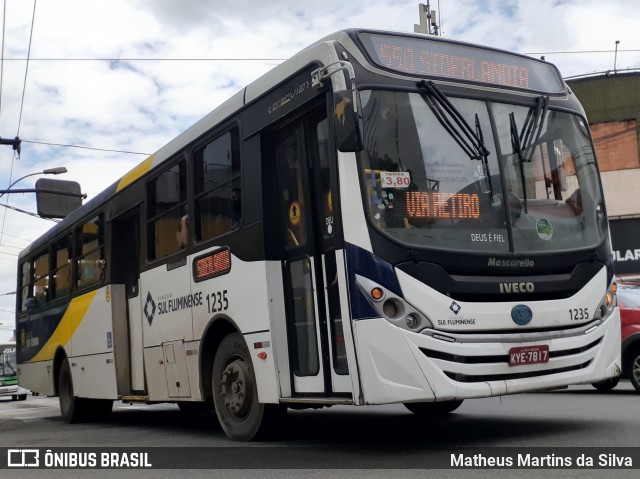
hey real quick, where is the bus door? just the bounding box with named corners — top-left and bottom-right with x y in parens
top-left (111, 209), bottom-right (145, 393)
top-left (273, 108), bottom-right (352, 396)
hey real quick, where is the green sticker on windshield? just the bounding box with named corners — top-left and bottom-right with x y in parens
top-left (536, 219), bottom-right (553, 240)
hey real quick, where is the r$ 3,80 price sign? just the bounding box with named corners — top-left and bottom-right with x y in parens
top-left (379, 171), bottom-right (411, 188)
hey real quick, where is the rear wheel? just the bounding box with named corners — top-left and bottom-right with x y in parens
top-left (591, 376), bottom-right (620, 392)
top-left (212, 333), bottom-right (285, 441)
top-left (628, 349), bottom-right (640, 393)
top-left (404, 400), bottom-right (464, 417)
top-left (58, 359), bottom-right (113, 422)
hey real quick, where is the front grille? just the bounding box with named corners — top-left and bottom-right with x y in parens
top-left (420, 337), bottom-right (601, 383)
top-left (419, 338), bottom-right (602, 364)
top-left (443, 361), bottom-right (592, 383)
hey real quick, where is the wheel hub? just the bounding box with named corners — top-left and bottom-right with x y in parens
top-left (219, 359), bottom-right (253, 418)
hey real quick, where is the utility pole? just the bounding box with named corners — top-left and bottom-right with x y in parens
top-left (414, 2), bottom-right (439, 36)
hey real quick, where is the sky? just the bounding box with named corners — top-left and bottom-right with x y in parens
top-left (1, 0), bottom-right (639, 341)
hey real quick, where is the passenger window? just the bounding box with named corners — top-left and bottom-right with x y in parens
top-left (33, 252), bottom-right (50, 305)
top-left (147, 160), bottom-right (187, 259)
top-left (76, 215), bottom-right (104, 289)
top-left (193, 130), bottom-right (241, 242)
top-left (52, 236), bottom-right (72, 299)
top-left (19, 261), bottom-right (32, 312)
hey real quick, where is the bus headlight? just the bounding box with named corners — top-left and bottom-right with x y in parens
top-left (596, 281), bottom-right (617, 320)
top-left (355, 274), bottom-right (432, 332)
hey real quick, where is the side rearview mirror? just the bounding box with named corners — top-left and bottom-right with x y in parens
top-left (35, 178), bottom-right (84, 219)
top-left (333, 90), bottom-right (363, 153)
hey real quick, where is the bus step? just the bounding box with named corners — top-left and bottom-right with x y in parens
top-left (280, 397), bottom-right (353, 406)
top-left (120, 395), bottom-right (150, 403)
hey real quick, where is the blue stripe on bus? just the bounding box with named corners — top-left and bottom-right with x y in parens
top-left (16, 301), bottom-right (69, 363)
top-left (345, 242), bottom-right (402, 320)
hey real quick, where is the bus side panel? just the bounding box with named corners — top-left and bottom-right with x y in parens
top-left (68, 352), bottom-right (118, 399)
top-left (144, 346), bottom-right (170, 401)
top-left (17, 361), bottom-right (54, 396)
top-left (191, 253), bottom-right (280, 403)
top-left (69, 286), bottom-right (116, 359)
top-left (62, 285), bottom-right (119, 400)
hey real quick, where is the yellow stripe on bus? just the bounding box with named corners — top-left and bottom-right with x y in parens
top-left (29, 291), bottom-right (97, 362)
top-left (116, 155), bottom-right (155, 192)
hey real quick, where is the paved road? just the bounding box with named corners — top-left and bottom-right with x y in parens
top-left (1, 382), bottom-right (639, 478)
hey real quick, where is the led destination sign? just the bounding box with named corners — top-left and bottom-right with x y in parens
top-left (405, 191), bottom-right (480, 219)
top-left (360, 32), bottom-right (565, 94)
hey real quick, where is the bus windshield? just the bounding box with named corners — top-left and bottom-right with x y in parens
top-left (359, 89), bottom-right (606, 253)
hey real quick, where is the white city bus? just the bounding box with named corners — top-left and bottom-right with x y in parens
top-left (16, 29), bottom-right (620, 440)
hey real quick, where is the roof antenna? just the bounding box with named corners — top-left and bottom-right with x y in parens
top-left (613, 40), bottom-right (620, 73)
top-left (414, 2), bottom-right (439, 36)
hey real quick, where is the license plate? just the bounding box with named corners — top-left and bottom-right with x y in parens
top-left (508, 345), bottom-right (549, 366)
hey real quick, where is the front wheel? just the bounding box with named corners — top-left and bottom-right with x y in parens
top-left (591, 376), bottom-right (619, 392)
top-left (404, 400), bottom-right (464, 417)
top-left (628, 349), bottom-right (640, 393)
top-left (212, 333), bottom-right (285, 441)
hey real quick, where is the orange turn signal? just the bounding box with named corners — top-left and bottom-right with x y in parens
top-left (371, 287), bottom-right (384, 301)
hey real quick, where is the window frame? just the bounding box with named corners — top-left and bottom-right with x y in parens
top-left (75, 214), bottom-right (105, 291)
top-left (146, 156), bottom-right (188, 261)
top-left (192, 127), bottom-right (242, 243)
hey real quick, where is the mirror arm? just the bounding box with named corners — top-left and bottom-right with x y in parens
top-left (311, 61), bottom-right (359, 114)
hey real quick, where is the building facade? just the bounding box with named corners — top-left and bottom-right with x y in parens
top-left (567, 71), bottom-right (640, 274)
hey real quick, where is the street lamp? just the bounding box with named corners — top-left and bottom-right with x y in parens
top-left (0, 167), bottom-right (67, 200)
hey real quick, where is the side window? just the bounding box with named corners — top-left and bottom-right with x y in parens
top-left (147, 160), bottom-right (187, 259)
top-left (33, 251), bottom-right (50, 306)
top-left (193, 129), bottom-right (241, 242)
top-left (52, 236), bottom-right (72, 299)
top-left (76, 215), bottom-right (104, 289)
top-left (276, 130), bottom-right (307, 248)
top-left (316, 117), bottom-right (336, 239)
top-left (19, 261), bottom-right (32, 312)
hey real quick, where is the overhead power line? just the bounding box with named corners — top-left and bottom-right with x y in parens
top-left (0, 202), bottom-right (58, 222)
top-left (524, 48), bottom-right (640, 55)
top-left (0, 57), bottom-right (288, 62)
top-left (17, 0), bottom-right (37, 137)
top-left (23, 139), bottom-right (151, 156)
top-left (0, 0), bottom-right (6, 119)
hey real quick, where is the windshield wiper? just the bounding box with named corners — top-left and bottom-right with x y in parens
top-left (418, 80), bottom-right (493, 201)
top-left (509, 96), bottom-right (549, 213)
top-left (520, 96), bottom-right (549, 160)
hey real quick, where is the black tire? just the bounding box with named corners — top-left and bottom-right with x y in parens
top-left (212, 333), bottom-right (285, 441)
top-left (58, 358), bottom-right (88, 423)
top-left (86, 399), bottom-right (114, 421)
top-left (628, 349), bottom-right (640, 393)
top-left (404, 399), bottom-right (464, 417)
top-left (591, 376), bottom-right (620, 392)
top-left (18, 394), bottom-right (27, 401)
top-left (58, 359), bottom-right (113, 422)
top-left (11, 395), bottom-right (17, 401)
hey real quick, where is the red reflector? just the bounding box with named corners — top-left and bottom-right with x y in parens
top-left (194, 248), bottom-right (231, 281)
top-left (257, 352), bottom-right (267, 360)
